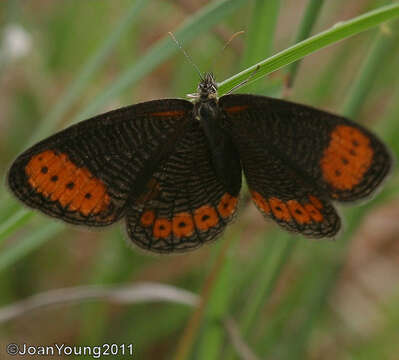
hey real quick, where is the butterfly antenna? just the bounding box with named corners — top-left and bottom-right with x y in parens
top-left (222, 30), bottom-right (245, 53)
top-left (169, 32), bottom-right (203, 80)
top-left (210, 30), bottom-right (245, 73)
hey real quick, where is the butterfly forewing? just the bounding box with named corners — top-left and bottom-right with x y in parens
top-left (8, 99), bottom-right (193, 226)
top-left (221, 94), bottom-right (391, 201)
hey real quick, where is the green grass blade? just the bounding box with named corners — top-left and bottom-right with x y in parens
top-left (244, 0), bottom-right (280, 62)
top-left (286, 0), bottom-right (326, 88)
top-left (381, 72), bottom-right (399, 152)
top-left (196, 235), bottom-right (239, 360)
top-left (173, 230), bottom-right (239, 360)
top-left (306, 42), bottom-right (352, 103)
top-left (241, 0), bottom-right (281, 94)
top-left (0, 222), bottom-right (62, 273)
top-left (239, 234), bottom-right (294, 338)
top-left (342, 26), bottom-right (396, 118)
top-left (0, 209), bottom-right (33, 246)
top-left (223, 232), bottom-right (295, 360)
top-left (218, 3), bottom-right (399, 95)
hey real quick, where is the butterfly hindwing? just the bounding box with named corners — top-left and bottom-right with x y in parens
top-left (242, 143), bottom-right (340, 237)
top-left (125, 120), bottom-right (242, 253)
top-left (8, 99), bottom-right (194, 226)
top-left (228, 124), bottom-right (340, 237)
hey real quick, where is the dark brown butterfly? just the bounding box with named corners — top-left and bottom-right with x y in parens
top-left (8, 72), bottom-right (392, 253)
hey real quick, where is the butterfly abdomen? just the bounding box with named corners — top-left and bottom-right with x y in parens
top-left (196, 98), bottom-right (242, 196)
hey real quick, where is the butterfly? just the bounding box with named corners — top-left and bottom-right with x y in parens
top-left (7, 72), bottom-right (392, 253)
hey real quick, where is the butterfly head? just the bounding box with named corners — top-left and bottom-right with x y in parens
top-left (188, 72), bottom-right (218, 102)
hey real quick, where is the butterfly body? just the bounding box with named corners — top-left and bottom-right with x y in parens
top-left (8, 73), bottom-right (392, 253)
top-left (194, 74), bottom-right (242, 195)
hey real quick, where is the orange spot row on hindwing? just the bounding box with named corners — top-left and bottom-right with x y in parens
top-left (140, 193), bottom-right (238, 238)
top-left (217, 193), bottom-right (238, 218)
top-left (251, 190), bottom-right (271, 214)
top-left (25, 150), bottom-right (110, 216)
top-left (251, 190), bottom-right (324, 225)
top-left (320, 125), bottom-right (373, 191)
top-left (269, 198), bottom-right (291, 222)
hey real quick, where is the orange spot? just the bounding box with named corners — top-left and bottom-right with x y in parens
top-left (309, 195), bottom-right (323, 209)
top-left (80, 182), bottom-right (107, 216)
top-left (225, 105), bottom-right (249, 113)
top-left (151, 110), bottom-right (185, 117)
top-left (58, 169), bottom-right (90, 208)
top-left (321, 125), bottom-right (373, 190)
top-left (153, 218), bottom-right (172, 238)
top-left (304, 203), bottom-right (324, 223)
top-left (287, 200), bottom-right (311, 224)
top-left (172, 212), bottom-right (194, 238)
top-left (269, 198), bottom-right (291, 222)
top-left (250, 190), bottom-right (271, 214)
top-left (66, 170), bottom-right (95, 212)
top-left (141, 210), bottom-right (155, 227)
top-left (194, 205), bottom-right (218, 231)
top-left (37, 156), bottom-right (68, 197)
top-left (217, 193), bottom-right (238, 218)
top-left (49, 158), bottom-right (78, 201)
top-left (27, 151), bottom-right (66, 195)
top-left (25, 150), bottom-right (110, 216)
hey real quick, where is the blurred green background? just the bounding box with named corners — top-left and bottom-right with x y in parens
top-left (1, 1), bottom-right (399, 359)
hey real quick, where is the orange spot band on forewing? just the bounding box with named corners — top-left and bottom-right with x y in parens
top-left (321, 125), bottom-right (373, 190)
top-left (287, 200), bottom-right (311, 224)
top-left (25, 150), bottom-right (110, 216)
top-left (250, 190), bottom-right (271, 214)
top-left (141, 210), bottom-right (155, 227)
top-left (304, 203), bottom-right (324, 223)
top-left (150, 110), bottom-right (185, 117)
top-left (217, 193), bottom-right (238, 218)
top-left (269, 198), bottom-right (291, 222)
top-left (172, 212), bottom-right (194, 238)
top-left (194, 205), bottom-right (218, 231)
top-left (153, 218), bottom-right (172, 238)
top-left (225, 105), bottom-right (249, 114)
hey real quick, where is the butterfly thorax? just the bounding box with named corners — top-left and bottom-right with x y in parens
top-left (191, 73), bottom-right (242, 195)
top-left (189, 72), bottom-right (218, 102)
top-left (190, 72), bottom-right (219, 128)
